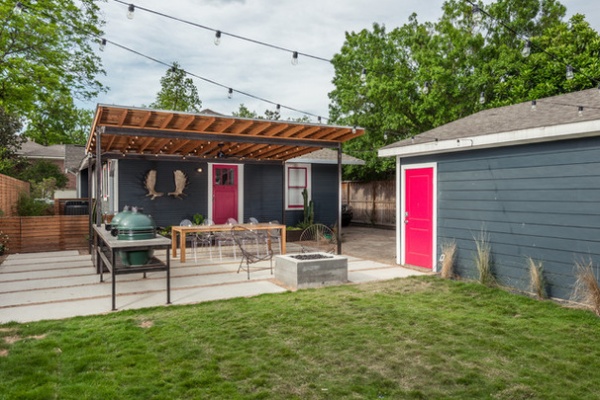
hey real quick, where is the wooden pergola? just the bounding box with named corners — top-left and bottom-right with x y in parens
top-left (85, 105), bottom-right (365, 253)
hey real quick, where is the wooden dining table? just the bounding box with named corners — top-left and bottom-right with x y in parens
top-left (171, 223), bottom-right (286, 263)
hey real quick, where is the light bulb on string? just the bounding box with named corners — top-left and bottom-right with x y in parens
top-left (214, 30), bottom-right (221, 46)
top-left (521, 40), bottom-right (531, 57)
top-left (291, 51), bottom-right (299, 65)
top-left (422, 81), bottom-right (430, 94)
top-left (472, 4), bottom-right (483, 24)
top-left (276, 104), bottom-right (281, 111)
top-left (531, 100), bottom-right (537, 111)
top-left (227, 88), bottom-right (233, 99)
top-left (479, 91), bottom-right (485, 105)
top-left (127, 4), bottom-right (135, 20)
top-left (360, 68), bottom-right (367, 82)
top-left (578, 106), bottom-right (583, 117)
top-left (99, 38), bottom-right (107, 52)
top-left (13, 1), bottom-right (23, 14)
top-left (566, 65), bottom-right (574, 80)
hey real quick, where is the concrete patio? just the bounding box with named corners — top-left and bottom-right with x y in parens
top-left (0, 226), bottom-right (428, 323)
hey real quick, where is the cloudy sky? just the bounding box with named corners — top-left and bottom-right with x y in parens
top-left (84, 0), bottom-right (600, 123)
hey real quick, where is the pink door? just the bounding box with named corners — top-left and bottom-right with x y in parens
top-left (404, 167), bottom-right (434, 269)
top-left (213, 164), bottom-right (238, 224)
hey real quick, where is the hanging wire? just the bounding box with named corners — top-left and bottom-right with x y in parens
top-left (100, 38), bottom-right (330, 122)
top-left (10, 1), bottom-right (330, 123)
top-left (462, 0), bottom-right (599, 87)
top-left (110, 0), bottom-right (332, 64)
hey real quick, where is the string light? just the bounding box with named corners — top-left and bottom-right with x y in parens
top-left (214, 30), bottom-right (221, 46)
top-left (227, 88), bottom-right (233, 99)
top-left (360, 68), bottom-right (367, 82)
top-left (472, 4), bottom-right (482, 24)
top-left (99, 38), bottom-right (107, 52)
top-left (521, 40), bottom-right (531, 57)
top-left (531, 100), bottom-right (537, 111)
top-left (578, 106), bottom-right (583, 116)
top-left (127, 4), bottom-right (135, 19)
top-left (566, 65), bottom-right (574, 80)
top-left (422, 81), bottom-right (430, 94)
top-left (291, 51), bottom-right (299, 65)
top-left (13, 1), bottom-right (23, 14)
top-left (479, 91), bottom-right (485, 105)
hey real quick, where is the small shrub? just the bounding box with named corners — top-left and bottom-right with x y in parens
top-left (16, 192), bottom-right (52, 216)
top-left (440, 241), bottom-right (457, 279)
top-left (474, 229), bottom-right (495, 287)
top-left (528, 258), bottom-right (547, 300)
top-left (572, 260), bottom-right (600, 317)
top-left (0, 230), bottom-right (9, 254)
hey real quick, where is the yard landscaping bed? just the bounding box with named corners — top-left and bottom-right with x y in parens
top-left (1, 276), bottom-right (599, 399)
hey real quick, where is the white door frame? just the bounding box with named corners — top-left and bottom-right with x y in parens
top-left (398, 159), bottom-right (438, 271)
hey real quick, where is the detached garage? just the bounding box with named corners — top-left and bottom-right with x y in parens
top-left (379, 88), bottom-right (600, 300)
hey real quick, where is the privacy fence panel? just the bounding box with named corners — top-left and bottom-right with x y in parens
top-left (0, 216), bottom-right (88, 254)
top-left (0, 174), bottom-right (30, 217)
top-left (342, 181), bottom-right (395, 226)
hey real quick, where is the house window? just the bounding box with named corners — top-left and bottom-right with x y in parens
top-left (286, 164), bottom-right (311, 209)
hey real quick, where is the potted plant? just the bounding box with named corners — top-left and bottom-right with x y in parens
top-left (0, 231), bottom-right (9, 256)
top-left (287, 189), bottom-right (314, 242)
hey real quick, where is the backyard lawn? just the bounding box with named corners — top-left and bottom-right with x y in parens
top-left (1, 276), bottom-right (599, 399)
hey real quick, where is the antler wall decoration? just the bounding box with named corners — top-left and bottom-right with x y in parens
top-left (144, 170), bottom-right (164, 200)
top-left (168, 170), bottom-right (189, 199)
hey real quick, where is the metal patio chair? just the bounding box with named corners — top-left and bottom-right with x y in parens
top-left (231, 225), bottom-right (274, 279)
top-left (299, 223), bottom-right (337, 254)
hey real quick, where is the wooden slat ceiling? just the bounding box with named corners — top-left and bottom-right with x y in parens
top-left (86, 105), bottom-right (365, 162)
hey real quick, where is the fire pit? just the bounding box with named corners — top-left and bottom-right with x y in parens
top-left (275, 252), bottom-right (348, 289)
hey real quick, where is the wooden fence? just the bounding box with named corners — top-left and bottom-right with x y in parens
top-left (0, 215), bottom-right (88, 254)
top-left (0, 174), bottom-right (30, 217)
top-left (342, 180), bottom-right (395, 226)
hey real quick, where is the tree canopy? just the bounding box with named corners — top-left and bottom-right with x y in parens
top-left (0, 1), bottom-right (104, 146)
top-left (329, 0), bottom-right (600, 180)
top-left (150, 62), bottom-right (202, 112)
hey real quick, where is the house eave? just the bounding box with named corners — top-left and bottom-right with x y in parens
top-left (378, 119), bottom-right (600, 158)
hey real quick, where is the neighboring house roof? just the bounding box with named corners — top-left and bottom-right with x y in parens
top-left (379, 88), bottom-right (600, 158)
top-left (17, 139), bottom-right (65, 159)
top-left (64, 145), bottom-right (86, 173)
top-left (287, 148), bottom-right (365, 165)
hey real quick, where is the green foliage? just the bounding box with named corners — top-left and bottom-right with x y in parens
top-left (330, 0), bottom-right (600, 180)
top-left (2, 277), bottom-right (600, 398)
top-left (17, 161), bottom-right (67, 189)
top-left (16, 192), bottom-right (52, 216)
top-left (232, 103), bottom-right (309, 122)
top-left (24, 98), bottom-right (93, 145)
top-left (296, 188), bottom-right (315, 229)
top-left (192, 213), bottom-right (204, 225)
top-left (150, 62), bottom-right (202, 112)
top-left (0, 107), bottom-right (26, 176)
top-left (0, 230), bottom-right (9, 254)
top-left (0, 1), bottom-right (106, 122)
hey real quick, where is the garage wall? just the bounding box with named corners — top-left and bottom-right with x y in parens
top-left (404, 136), bottom-right (600, 300)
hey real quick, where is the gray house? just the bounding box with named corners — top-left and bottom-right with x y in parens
top-left (379, 88), bottom-right (600, 299)
top-left (85, 105), bottom-right (364, 233)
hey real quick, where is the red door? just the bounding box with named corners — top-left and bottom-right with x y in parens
top-left (213, 164), bottom-right (238, 224)
top-left (404, 167), bottom-right (434, 269)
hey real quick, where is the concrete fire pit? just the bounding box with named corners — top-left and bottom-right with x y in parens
top-left (275, 253), bottom-right (348, 289)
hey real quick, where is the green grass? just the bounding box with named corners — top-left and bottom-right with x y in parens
top-left (1, 276), bottom-right (600, 399)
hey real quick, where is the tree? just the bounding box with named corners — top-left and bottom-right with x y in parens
top-left (329, 0), bottom-right (600, 180)
top-left (24, 96), bottom-right (93, 145)
top-left (150, 62), bottom-right (202, 112)
top-left (0, 1), bottom-right (106, 120)
top-left (0, 106), bottom-right (25, 176)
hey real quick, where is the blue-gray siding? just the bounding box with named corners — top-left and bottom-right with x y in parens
top-left (116, 159), bottom-right (341, 229)
top-left (403, 137), bottom-right (600, 300)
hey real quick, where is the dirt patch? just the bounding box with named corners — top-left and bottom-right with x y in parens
top-left (139, 320), bottom-right (154, 329)
top-left (0, 349), bottom-right (8, 357)
top-left (0, 328), bottom-right (16, 333)
top-left (4, 336), bottom-right (21, 345)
